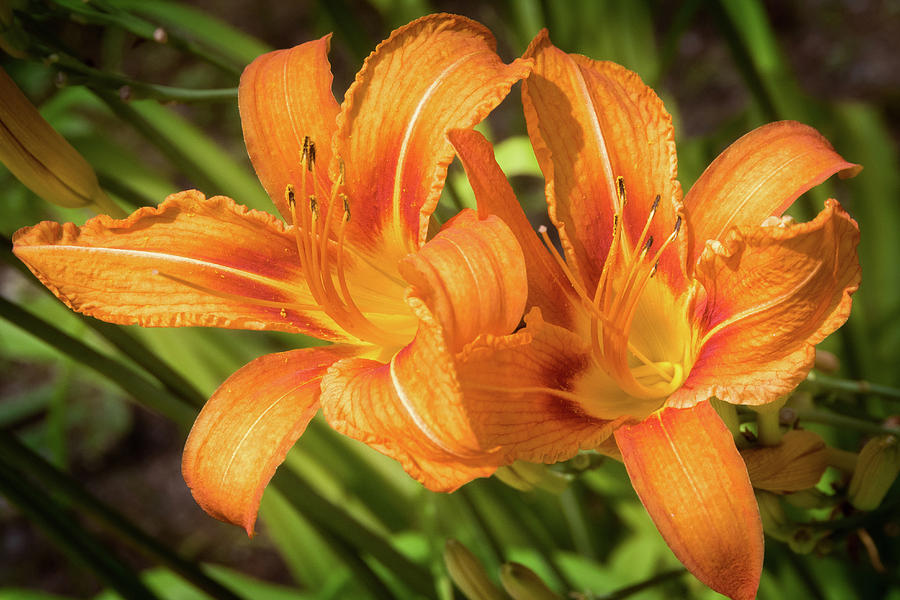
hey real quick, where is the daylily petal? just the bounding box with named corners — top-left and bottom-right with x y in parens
top-left (457, 309), bottom-right (627, 464)
top-left (336, 14), bottom-right (532, 257)
top-left (522, 30), bottom-right (684, 291)
top-left (448, 128), bottom-right (579, 329)
top-left (399, 209), bottom-right (526, 352)
top-left (614, 401), bottom-right (763, 600)
top-left (683, 120), bottom-right (861, 268)
top-left (12, 190), bottom-right (349, 341)
top-left (182, 344), bottom-right (358, 535)
top-left (669, 200), bottom-right (860, 408)
top-left (239, 36), bottom-right (339, 223)
top-left (321, 297), bottom-right (501, 491)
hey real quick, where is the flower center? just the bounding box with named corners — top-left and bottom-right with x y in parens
top-left (542, 176), bottom-right (688, 405)
top-left (286, 136), bottom-right (410, 349)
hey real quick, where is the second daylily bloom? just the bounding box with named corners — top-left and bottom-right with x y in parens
top-left (450, 31), bottom-right (860, 600)
top-left (12, 15), bottom-right (532, 534)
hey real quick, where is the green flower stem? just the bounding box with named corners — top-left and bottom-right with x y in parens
top-left (271, 468), bottom-right (438, 600)
top-left (805, 372), bottom-right (900, 401)
top-left (0, 294), bottom-right (195, 430)
top-left (51, 53), bottom-right (238, 103)
top-left (46, 0), bottom-right (241, 74)
top-left (0, 432), bottom-right (245, 600)
top-left (794, 407), bottom-right (900, 437)
top-left (827, 447), bottom-right (859, 473)
top-left (755, 399), bottom-right (787, 446)
top-left (0, 458), bottom-right (162, 600)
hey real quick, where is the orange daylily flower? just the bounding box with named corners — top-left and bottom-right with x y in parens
top-left (449, 31), bottom-right (860, 600)
top-left (12, 14), bottom-right (533, 534)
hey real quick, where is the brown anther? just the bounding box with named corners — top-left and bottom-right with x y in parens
top-left (616, 176), bottom-right (626, 203)
top-left (341, 193), bottom-right (351, 220)
top-left (306, 140), bottom-right (316, 171)
top-left (285, 184), bottom-right (296, 207)
top-left (309, 195), bottom-right (318, 220)
top-left (650, 261), bottom-right (659, 278)
top-left (673, 215), bottom-right (682, 234)
top-left (650, 194), bottom-right (661, 212)
top-left (644, 235), bottom-right (654, 252)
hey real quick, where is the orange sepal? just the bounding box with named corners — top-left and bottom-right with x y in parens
top-left (614, 401), bottom-right (763, 600)
top-left (335, 13), bottom-right (532, 256)
top-left (182, 344), bottom-right (358, 535)
top-left (447, 128), bottom-right (578, 329)
top-left (684, 120), bottom-right (861, 267)
top-left (12, 191), bottom-right (349, 341)
top-left (522, 30), bottom-right (684, 291)
top-left (669, 200), bottom-right (860, 408)
top-left (239, 36), bottom-right (339, 223)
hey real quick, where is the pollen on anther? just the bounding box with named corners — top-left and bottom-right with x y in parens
top-left (341, 193), bottom-right (351, 220)
top-left (309, 195), bottom-right (318, 219)
top-left (285, 184), bottom-right (296, 206)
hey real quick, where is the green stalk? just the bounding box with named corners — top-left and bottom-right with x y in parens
top-left (805, 373), bottom-right (900, 401)
top-left (47, 0), bottom-right (241, 74)
top-left (0, 294), bottom-right (195, 430)
top-left (0, 458), bottom-right (161, 600)
top-left (0, 432), bottom-right (245, 600)
top-left (271, 468), bottom-right (437, 599)
top-left (53, 53), bottom-right (238, 102)
top-left (794, 408), bottom-right (900, 437)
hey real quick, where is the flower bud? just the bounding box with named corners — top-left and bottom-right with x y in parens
top-left (849, 435), bottom-right (900, 511)
top-left (499, 563), bottom-right (561, 600)
top-left (0, 66), bottom-right (118, 212)
top-left (494, 461), bottom-right (570, 494)
top-left (742, 430), bottom-right (829, 492)
top-left (443, 539), bottom-right (505, 600)
top-left (0, 1), bottom-right (28, 58)
top-left (756, 491), bottom-right (794, 543)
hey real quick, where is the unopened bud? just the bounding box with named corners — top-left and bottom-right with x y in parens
top-left (499, 562), bottom-right (561, 600)
top-left (849, 435), bottom-right (900, 511)
top-left (443, 539), bottom-right (505, 600)
top-left (0, 1), bottom-right (28, 58)
top-left (0, 66), bottom-right (120, 214)
top-left (756, 491), bottom-right (794, 543)
top-left (783, 488), bottom-right (835, 510)
top-left (494, 461), bottom-right (570, 494)
top-left (814, 349), bottom-right (840, 373)
top-left (788, 526), bottom-right (829, 555)
top-left (742, 430), bottom-right (829, 492)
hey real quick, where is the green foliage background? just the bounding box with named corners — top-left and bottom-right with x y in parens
top-left (1, 1), bottom-right (899, 598)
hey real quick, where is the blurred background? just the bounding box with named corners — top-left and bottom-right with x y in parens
top-left (1, 1), bottom-right (899, 598)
